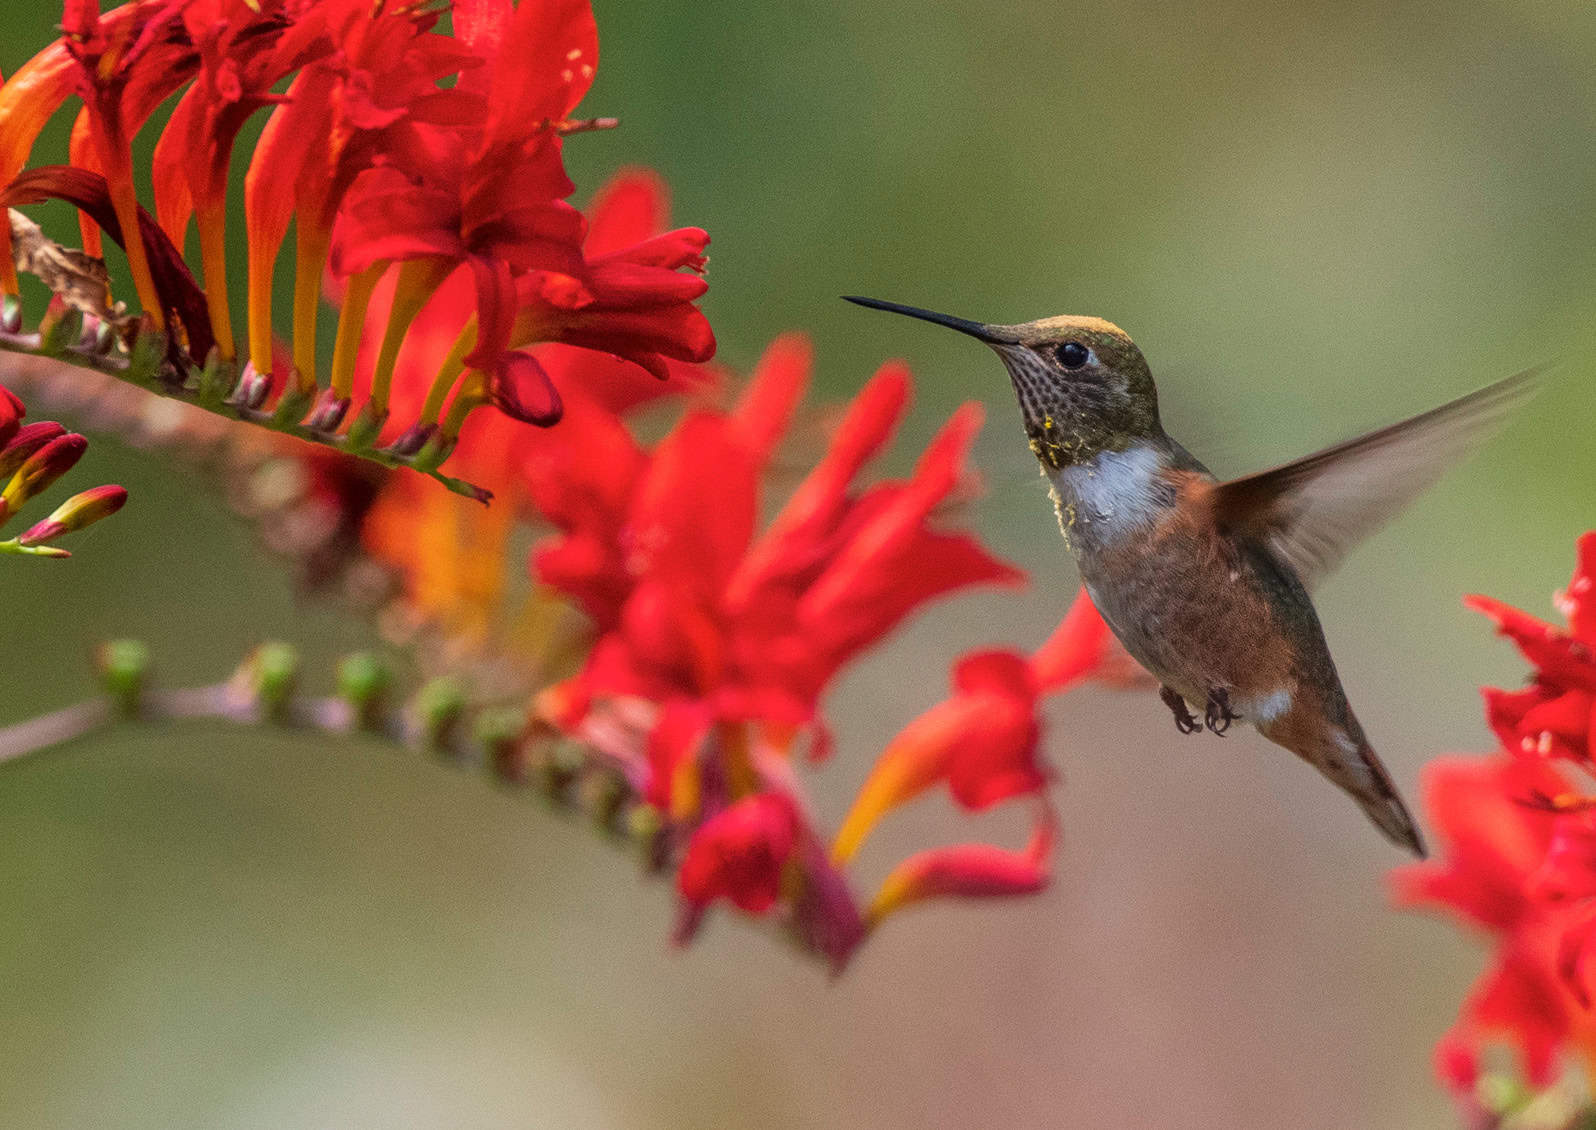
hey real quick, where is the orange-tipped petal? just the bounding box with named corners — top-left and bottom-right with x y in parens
top-left (830, 696), bottom-right (979, 865)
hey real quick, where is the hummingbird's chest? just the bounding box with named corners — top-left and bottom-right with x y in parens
top-left (1048, 448), bottom-right (1302, 701)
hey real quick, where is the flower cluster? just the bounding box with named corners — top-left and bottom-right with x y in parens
top-left (526, 344), bottom-right (1133, 966)
top-left (274, 162), bottom-right (1140, 967)
top-left (1393, 533), bottom-right (1596, 1100)
top-left (0, 0), bottom-right (713, 499)
top-left (0, 378), bottom-right (125, 557)
top-left (0, 1), bottom-right (1138, 971)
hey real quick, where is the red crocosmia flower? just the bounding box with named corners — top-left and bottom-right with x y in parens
top-left (528, 344), bottom-right (1142, 966)
top-left (1393, 756), bottom-right (1590, 1089)
top-left (56, 0), bottom-right (205, 326)
top-left (150, 0), bottom-right (337, 361)
top-left (328, 0), bottom-right (595, 413)
top-left (351, 173), bottom-right (722, 643)
top-left (244, 0), bottom-right (480, 386)
top-left (677, 791), bottom-right (800, 915)
top-left (549, 343), bottom-right (1021, 736)
top-left (0, 381), bottom-right (126, 554)
top-left (830, 588), bottom-right (1119, 866)
top-left (511, 170), bottom-right (715, 381)
top-left (1394, 533), bottom-right (1596, 1095)
top-left (868, 808), bottom-right (1055, 926)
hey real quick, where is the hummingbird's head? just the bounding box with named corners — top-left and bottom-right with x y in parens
top-left (843, 297), bottom-right (1162, 469)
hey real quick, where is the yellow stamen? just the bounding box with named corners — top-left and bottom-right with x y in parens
top-left (327, 261), bottom-right (386, 401)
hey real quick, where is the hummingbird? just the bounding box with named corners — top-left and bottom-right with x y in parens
top-left (844, 294), bottom-right (1543, 857)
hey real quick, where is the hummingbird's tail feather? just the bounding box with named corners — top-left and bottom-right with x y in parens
top-left (1258, 713), bottom-right (1427, 857)
top-left (1348, 748), bottom-right (1427, 859)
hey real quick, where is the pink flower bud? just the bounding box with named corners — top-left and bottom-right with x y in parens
top-left (1, 433), bottom-right (87, 510)
top-left (18, 483), bottom-right (128, 545)
top-left (0, 421), bottom-right (66, 480)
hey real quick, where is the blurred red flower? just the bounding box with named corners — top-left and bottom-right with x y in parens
top-left (678, 792), bottom-right (800, 914)
top-left (1394, 532), bottom-right (1596, 1095)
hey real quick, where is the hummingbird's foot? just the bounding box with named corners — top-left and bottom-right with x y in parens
top-left (1205, 688), bottom-right (1236, 735)
top-left (1160, 685), bottom-right (1202, 735)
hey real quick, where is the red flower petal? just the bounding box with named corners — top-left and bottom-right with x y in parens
top-left (1560, 532), bottom-right (1596, 645)
top-left (583, 167), bottom-right (667, 258)
top-left (727, 333), bottom-right (810, 470)
top-left (868, 808), bottom-right (1055, 925)
top-left (677, 791), bottom-right (800, 914)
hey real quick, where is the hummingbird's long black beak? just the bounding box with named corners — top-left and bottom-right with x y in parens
top-left (842, 296), bottom-right (1018, 344)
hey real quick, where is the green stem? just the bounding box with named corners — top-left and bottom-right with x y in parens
top-left (0, 538), bottom-right (69, 557)
top-left (0, 334), bottom-right (492, 503)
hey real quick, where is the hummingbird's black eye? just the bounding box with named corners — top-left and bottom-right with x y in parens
top-left (1056, 341), bottom-right (1090, 370)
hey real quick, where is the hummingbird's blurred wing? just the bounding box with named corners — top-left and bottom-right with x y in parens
top-left (1208, 366), bottom-right (1543, 588)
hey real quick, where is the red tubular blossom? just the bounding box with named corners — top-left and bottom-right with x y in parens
top-left (1394, 533), bottom-right (1596, 1094)
top-left (0, 422), bottom-right (68, 481)
top-left (831, 649), bottom-right (1043, 865)
top-left (511, 169), bottom-right (715, 381)
top-left (58, 0), bottom-right (204, 326)
top-left (0, 4), bottom-right (716, 496)
top-left (868, 809), bottom-right (1055, 926)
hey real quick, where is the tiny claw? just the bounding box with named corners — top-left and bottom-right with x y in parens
top-left (1205, 688), bottom-right (1236, 735)
top-left (1160, 685), bottom-right (1202, 735)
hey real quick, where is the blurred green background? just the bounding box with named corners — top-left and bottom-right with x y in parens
top-left (2, 0), bottom-right (1594, 1126)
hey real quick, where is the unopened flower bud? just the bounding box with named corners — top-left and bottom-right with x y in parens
top-left (579, 768), bottom-right (628, 832)
top-left (0, 293), bottom-right (23, 334)
top-left (0, 421), bottom-right (66, 480)
top-left (336, 651), bottom-right (392, 727)
top-left (242, 642), bottom-right (299, 718)
top-left (97, 639), bottom-right (150, 717)
top-left (17, 483), bottom-right (127, 545)
top-left (413, 676), bottom-right (466, 753)
top-left (2, 432), bottom-right (86, 511)
top-left (473, 706), bottom-right (526, 780)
